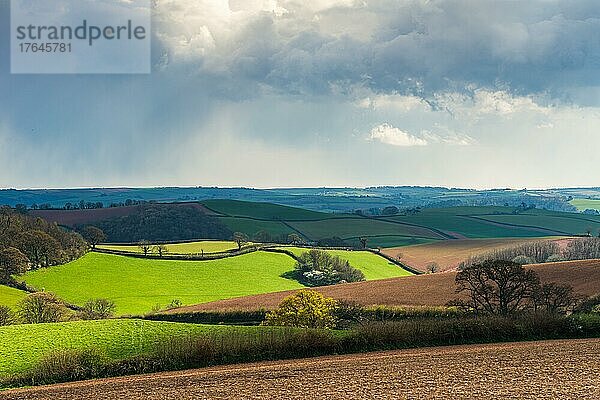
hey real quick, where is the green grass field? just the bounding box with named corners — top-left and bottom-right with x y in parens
top-left (288, 218), bottom-right (443, 241)
top-left (570, 199), bottom-right (600, 212)
top-left (200, 202), bottom-right (596, 247)
top-left (97, 241), bottom-right (239, 254)
top-left (21, 252), bottom-right (304, 315)
top-left (282, 247), bottom-right (413, 279)
top-left (219, 217), bottom-right (295, 238)
top-left (203, 199), bottom-right (327, 220)
top-left (476, 214), bottom-right (600, 236)
top-left (0, 319), bottom-right (260, 376)
top-left (0, 285), bottom-right (27, 310)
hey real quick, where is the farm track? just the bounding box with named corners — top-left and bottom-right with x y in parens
top-left (3, 339), bottom-right (599, 400)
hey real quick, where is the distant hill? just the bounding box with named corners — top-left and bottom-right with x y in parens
top-left (30, 200), bottom-right (600, 248)
top-left (3, 186), bottom-right (598, 213)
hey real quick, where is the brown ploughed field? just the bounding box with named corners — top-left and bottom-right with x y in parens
top-left (383, 237), bottom-right (571, 272)
top-left (3, 339), bottom-right (598, 400)
top-left (172, 259), bottom-right (600, 312)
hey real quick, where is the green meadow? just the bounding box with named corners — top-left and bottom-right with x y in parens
top-left (97, 240), bottom-right (239, 254)
top-left (282, 247), bottom-right (413, 279)
top-left (21, 252), bottom-right (303, 315)
top-left (0, 285), bottom-right (28, 310)
top-left (0, 319), bottom-right (260, 376)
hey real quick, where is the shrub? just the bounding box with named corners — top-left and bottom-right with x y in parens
top-left (18, 292), bottom-right (66, 324)
top-left (79, 298), bottom-right (116, 320)
top-left (293, 249), bottom-right (365, 286)
top-left (511, 255), bottom-right (535, 265)
top-left (263, 290), bottom-right (338, 329)
top-left (0, 305), bottom-right (14, 326)
top-left (12, 349), bottom-right (106, 387)
top-left (333, 300), bottom-right (367, 329)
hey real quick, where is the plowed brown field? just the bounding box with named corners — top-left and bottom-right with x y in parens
top-left (172, 259), bottom-right (600, 312)
top-left (3, 339), bottom-right (599, 400)
top-left (383, 237), bottom-right (571, 272)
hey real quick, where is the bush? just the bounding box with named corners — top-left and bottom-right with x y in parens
top-left (18, 292), bottom-right (66, 324)
top-left (8, 349), bottom-right (106, 387)
top-left (0, 305), bottom-right (14, 326)
top-left (511, 255), bottom-right (535, 265)
top-left (263, 290), bottom-right (338, 329)
top-left (293, 249), bottom-right (365, 286)
top-left (79, 299), bottom-right (116, 320)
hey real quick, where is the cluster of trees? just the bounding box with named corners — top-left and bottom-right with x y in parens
top-left (291, 250), bottom-right (365, 287)
top-left (450, 260), bottom-right (577, 315)
top-left (461, 238), bottom-right (600, 269)
top-left (0, 293), bottom-right (115, 326)
top-left (81, 204), bottom-right (232, 243)
top-left (0, 207), bottom-right (87, 285)
top-left (250, 231), bottom-right (305, 245)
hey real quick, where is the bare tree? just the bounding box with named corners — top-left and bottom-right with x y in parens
top-left (451, 260), bottom-right (540, 315)
top-left (426, 262), bottom-right (440, 274)
top-left (232, 232), bottom-right (249, 250)
top-left (154, 244), bottom-right (168, 257)
top-left (138, 240), bottom-right (152, 256)
top-left (18, 292), bottom-right (65, 323)
top-left (533, 283), bottom-right (577, 314)
top-left (287, 233), bottom-right (303, 245)
top-left (359, 237), bottom-right (368, 249)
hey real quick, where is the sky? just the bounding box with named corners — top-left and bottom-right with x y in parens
top-left (1, 0), bottom-right (600, 189)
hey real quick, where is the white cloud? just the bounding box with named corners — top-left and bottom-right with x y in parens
top-left (368, 123), bottom-right (427, 147)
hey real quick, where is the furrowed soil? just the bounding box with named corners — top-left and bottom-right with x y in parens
top-left (172, 259), bottom-right (600, 311)
top-left (2, 339), bottom-right (598, 399)
top-left (383, 237), bottom-right (571, 272)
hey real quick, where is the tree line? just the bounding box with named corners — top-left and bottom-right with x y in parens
top-left (0, 207), bottom-right (87, 286)
top-left (79, 204), bottom-right (232, 243)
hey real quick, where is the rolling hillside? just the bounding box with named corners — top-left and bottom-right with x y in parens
top-left (176, 259), bottom-right (600, 311)
top-left (29, 200), bottom-right (600, 248)
top-left (19, 249), bottom-right (412, 315)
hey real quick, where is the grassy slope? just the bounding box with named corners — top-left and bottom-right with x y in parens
top-left (0, 319), bottom-right (260, 375)
top-left (21, 252), bottom-right (304, 315)
top-left (570, 199), bottom-right (600, 211)
top-left (0, 285), bottom-right (28, 309)
top-left (283, 247), bottom-right (413, 279)
top-left (477, 214), bottom-right (600, 235)
top-left (202, 199), bottom-right (326, 220)
top-left (97, 241), bottom-right (239, 254)
top-left (219, 217), bottom-right (295, 237)
top-left (288, 219), bottom-right (443, 240)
